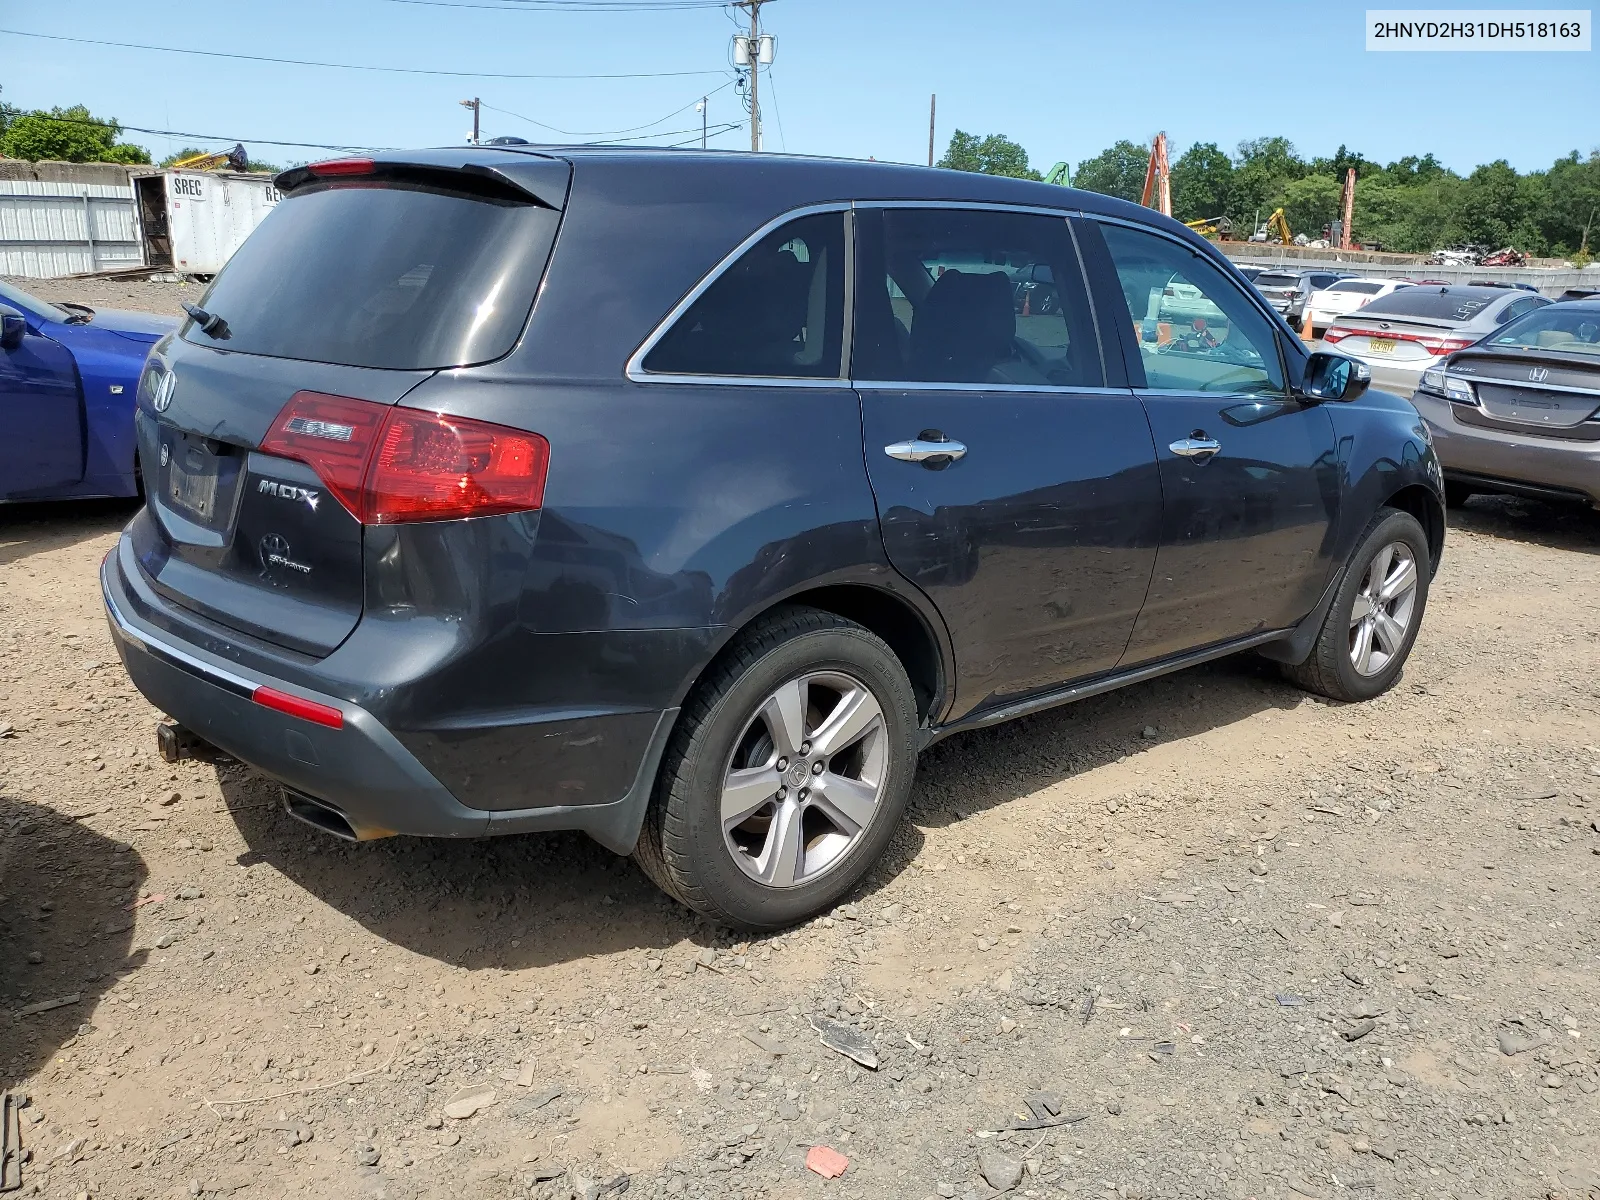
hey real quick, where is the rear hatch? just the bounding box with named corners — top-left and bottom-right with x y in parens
top-left (1251, 272), bottom-right (1302, 307)
top-left (131, 152), bottom-right (569, 657)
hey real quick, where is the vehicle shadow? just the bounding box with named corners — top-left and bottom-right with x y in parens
top-left (1449, 494), bottom-right (1600, 555)
top-left (214, 649), bottom-right (1300, 968)
top-left (0, 499), bottom-right (138, 569)
top-left (0, 795), bottom-right (147, 1093)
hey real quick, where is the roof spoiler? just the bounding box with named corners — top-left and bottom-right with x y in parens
top-left (274, 154), bottom-right (570, 210)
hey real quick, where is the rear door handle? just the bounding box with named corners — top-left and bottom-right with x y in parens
top-left (884, 437), bottom-right (968, 463)
top-left (1169, 436), bottom-right (1221, 459)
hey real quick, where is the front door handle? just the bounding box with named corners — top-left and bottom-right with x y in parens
top-left (1169, 436), bottom-right (1221, 460)
top-left (885, 437), bottom-right (968, 464)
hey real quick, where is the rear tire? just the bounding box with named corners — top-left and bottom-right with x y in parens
top-left (1281, 507), bottom-right (1430, 703)
top-left (1443, 481), bottom-right (1474, 509)
top-left (634, 606), bottom-right (918, 931)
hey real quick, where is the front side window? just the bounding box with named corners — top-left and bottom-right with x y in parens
top-left (852, 207), bottom-right (1101, 387)
top-left (1099, 222), bottom-right (1286, 395)
top-left (642, 211), bottom-right (845, 378)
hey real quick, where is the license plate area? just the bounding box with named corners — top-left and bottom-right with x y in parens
top-left (157, 427), bottom-right (241, 530)
top-left (1366, 337), bottom-right (1396, 355)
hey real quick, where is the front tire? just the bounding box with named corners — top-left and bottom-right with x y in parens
top-left (634, 606), bottom-right (918, 931)
top-left (1281, 507), bottom-right (1430, 703)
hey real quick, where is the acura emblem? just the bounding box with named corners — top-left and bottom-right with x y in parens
top-left (1528, 367), bottom-right (1549, 383)
top-left (152, 372), bottom-right (176, 413)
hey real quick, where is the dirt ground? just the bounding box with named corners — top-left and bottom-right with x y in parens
top-left (2, 279), bottom-right (1599, 1200)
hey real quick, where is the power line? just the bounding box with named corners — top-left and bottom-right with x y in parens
top-left (0, 28), bottom-right (724, 80)
top-left (584, 120), bottom-right (741, 146)
top-left (764, 66), bottom-right (786, 152)
top-left (10, 110), bottom-right (391, 153)
top-left (665, 122), bottom-right (744, 148)
top-left (480, 77), bottom-right (733, 138)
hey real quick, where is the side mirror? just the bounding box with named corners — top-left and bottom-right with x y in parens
top-left (1301, 350), bottom-right (1371, 402)
top-left (0, 304), bottom-right (26, 352)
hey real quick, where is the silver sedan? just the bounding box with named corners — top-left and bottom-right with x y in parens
top-left (1321, 285), bottom-right (1550, 395)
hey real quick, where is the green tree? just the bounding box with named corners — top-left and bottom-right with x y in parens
top-left (1280, 174), bottom-right (1343, 241)
top-left (937, 130), bottom-right (1042, 181)
top-left (0, 104), bottom-right (150, 164)
top-left (1072, 139), bottom-right (1149, 203)
top-left (1454, 159), bottom-right (1530, 249)
top-left (1540, 151), bottom-right (1600, 257)
top-left (1170, 141), bottom-right (1232, 222)
top-left (1228, 136), bottom-right (1307, 229)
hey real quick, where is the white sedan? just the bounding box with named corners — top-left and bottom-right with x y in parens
top-left (1305, 278), bottom-right (1412, 336)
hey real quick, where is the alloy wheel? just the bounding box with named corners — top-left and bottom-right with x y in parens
top-left (1348, 540), bottom-right (1419, 677)
top-left (720, 671), bottom-right (887, 888)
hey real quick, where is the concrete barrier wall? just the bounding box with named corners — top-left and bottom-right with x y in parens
top-left (1217, 242), bottom-right (1597, 296)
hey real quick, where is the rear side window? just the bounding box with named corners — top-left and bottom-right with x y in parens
top-left (642, 212), bottom-right (845, 378)
top-left (183, 179), bottom-right (560, 370)
top-left (852, 207), bottom-right (1102, 387)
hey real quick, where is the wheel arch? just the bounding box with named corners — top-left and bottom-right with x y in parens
top-left (1380, 483), bottom-right (1445, 576)
top-left (672, 580), bottom-right (951, 730)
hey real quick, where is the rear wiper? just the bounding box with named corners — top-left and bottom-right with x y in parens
top-left (181, 302), bottom-right (231, 339)
top-left (57, 301), bottom-right (95, 324)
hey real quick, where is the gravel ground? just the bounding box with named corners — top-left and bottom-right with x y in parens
top-left (3, 277), bottom-right (196, 320)
top-left (2, 281), bottom-right (1599, 1200)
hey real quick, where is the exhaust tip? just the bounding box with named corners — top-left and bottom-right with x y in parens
top-left (281, 788), bottom-right (393, 842)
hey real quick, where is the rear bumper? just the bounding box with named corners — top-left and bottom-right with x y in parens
top-left (1413, 391), bottom-right (1600, 506)
top-left (101, 545), bottom-right (676, 852)
top-left (1360, 356), bottom-right (1434, 397)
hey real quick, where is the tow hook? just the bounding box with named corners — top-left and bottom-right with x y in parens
top-left (156, 722), bottom-right (219, 764)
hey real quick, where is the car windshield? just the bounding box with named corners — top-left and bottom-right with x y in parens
top-left (1254, 273), bottom-right (1300, 288)
top-left (0, 279), bottom-right (69, 322)
top-left (1484, 305), bottom-right (1600, 357)
top-left (1360, 287), bottom-right (1498, 321)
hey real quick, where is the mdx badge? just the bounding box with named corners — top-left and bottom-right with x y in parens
top-left (258, 477), bottom-right (321, 511)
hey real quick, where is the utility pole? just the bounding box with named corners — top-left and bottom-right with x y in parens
top-left (732, 1), bottom-right (774, 151)
top-left (927, 94), bottom-right (936, 167)
top-left (460, 97), bottom-right (480, 145)
top-left (696, 97), bottom-right (707, 149)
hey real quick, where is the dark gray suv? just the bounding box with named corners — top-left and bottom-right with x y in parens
top-left (104, 147), bottom-right (1445, 929)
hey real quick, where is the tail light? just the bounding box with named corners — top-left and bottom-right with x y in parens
top-left (308, 158), bottom-right (376, 177)
top-left (259, 391), bottom-right (549, 524)
top-left (1321, 328), bottom-right (1476, 355)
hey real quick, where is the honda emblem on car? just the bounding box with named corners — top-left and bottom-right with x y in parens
top-left (1527, 367), bottom-right (1549, 382)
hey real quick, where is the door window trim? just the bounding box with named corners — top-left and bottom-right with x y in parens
top-left (1086, 213), bottom-right (1297, 398)
top-left (626, 198), bottom-right (1117, 393)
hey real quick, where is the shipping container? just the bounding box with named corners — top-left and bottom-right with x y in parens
top-left (133, 170), bottom-right (281, 277)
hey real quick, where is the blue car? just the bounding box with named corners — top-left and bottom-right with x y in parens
top-left (1, 280), bottom-right (177, 501)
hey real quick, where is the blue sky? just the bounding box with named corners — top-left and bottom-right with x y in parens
top-left (2, 0), bottom-right (1596, 173)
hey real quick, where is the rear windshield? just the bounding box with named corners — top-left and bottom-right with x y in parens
top-left (1485, 304), bottom-right (1600, 357)
top-left (1327, 281), bottom-right (1386, 295)
top-left (181, 180), bottom-right (559, 370)
top-left (1254, 273), bottom-right (1300, 288)
top-left (1359, 287), bottom-right (1499, 321)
